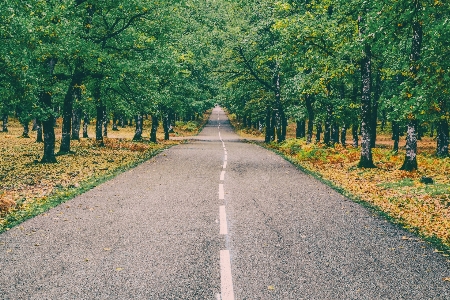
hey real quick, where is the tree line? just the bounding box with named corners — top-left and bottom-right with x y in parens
top-left (215, 0), bottom-right (449, 170)
top-left (2, 1), bottom-right (449, 171)
top-left (0, 0), bottom-right (219, 162)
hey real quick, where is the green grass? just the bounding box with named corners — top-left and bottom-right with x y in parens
top-left (378, 178), bottom-right (415, 189)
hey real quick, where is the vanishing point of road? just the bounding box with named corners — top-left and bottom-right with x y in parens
top-left (1, 107), bottom-right (449, 299)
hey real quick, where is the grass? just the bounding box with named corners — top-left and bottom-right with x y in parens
top-left (0, 113), bottom-right (209, 232)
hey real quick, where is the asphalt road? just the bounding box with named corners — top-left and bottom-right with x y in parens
top-left (1, 106), bottom-right (449, 299)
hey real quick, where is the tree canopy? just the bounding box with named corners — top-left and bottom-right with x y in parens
top-left (1, 0), bottom-right (449, 169)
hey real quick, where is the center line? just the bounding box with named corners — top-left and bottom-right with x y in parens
top-left (220, 250), bottom-right (235, 300)
top-left (224, 155), bottom-right (227, 161)
top-left (219, 206), bottom-right (228, 234)
top-left (220, 171), bottom-right (225, 181)
top-left (223, 161), bottom-right (227, 169)
top-left (219, 184), bottom-right (224, 200)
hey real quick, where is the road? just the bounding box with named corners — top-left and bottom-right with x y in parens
top-left (1, 106), bottom-right (449, 299)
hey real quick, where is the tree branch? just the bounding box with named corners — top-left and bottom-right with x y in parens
top-left (237, 46), bottom-right (275, 92)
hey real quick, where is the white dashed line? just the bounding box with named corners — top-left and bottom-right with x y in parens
top-left (219, 206), bottom-right (228, 235)
top-left (220, 171), bottom-right (225, 181)
top-left (223, 161), bottom-right (227, 169)
top-left (220, 250), bottom-right (235, 300)
top-left (224, 155), bottom-right (227, 161)
top-left (219, 184), bottom-right (224, 200)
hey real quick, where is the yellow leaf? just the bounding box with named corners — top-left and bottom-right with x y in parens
top-left (268, 286), bottom-right (275, 291)
top-left (443, 277), bottom-right (450, 282)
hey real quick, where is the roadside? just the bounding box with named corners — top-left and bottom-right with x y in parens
top-left (0, 112), bottom-right (210, 232)
top-left (227, 115), bottom-right (450, 254)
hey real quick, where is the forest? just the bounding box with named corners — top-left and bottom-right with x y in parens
top-left (1, 1), bottom-right (450, 243)
top-left (1, 0), bottom-right (449, 169)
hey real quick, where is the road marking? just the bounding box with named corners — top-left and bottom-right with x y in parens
top-left (219, 184), bottom-right (224, 199)
top-left (220, 171), bottom-right (225, 181)
top-left (216, 293), bottom-right (221, 300)
top-left (223, 161), bottom-right (227, 169)
top-left (219, 206), bottom-right (228, 234)
top-left (224, 155), bottom-right (227, 161)
top-left (220, 250), bottom-right (235, 300)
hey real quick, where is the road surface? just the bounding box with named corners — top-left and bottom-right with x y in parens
top-left (1, 107), bottom-right (449, 299)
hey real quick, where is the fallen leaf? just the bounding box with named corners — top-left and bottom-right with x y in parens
top-left (104, 248), bottom-right (111, 251)
top-left (268, 286), bottom-right (275, 291)
top-left (116, 267), bottom-right (123, 271)
top-left (443, 277), bottom-right (450, 282)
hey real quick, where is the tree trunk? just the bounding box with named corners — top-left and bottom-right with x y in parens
top-left (371, 68), bottom-right (381, 148)
top-left (392, 121), bottom-right (400, 153)
top-left (332, 122), bottom-right (339, 145)
top-left (271, 109), bottom-right (277, 142)
top-left (341, 124), bottom-right (347, 147)
top-left (163, 113), bottom-right (170, 140)
top-left (324, 105), bottom-right (332, 146)
top-left (1, 114), bottom-right (7, 132)
top-left (265, 107), bottom-right (270, 143)
top-left (274, 70), bottom-right (285, 143)
top-left (112, 113), bottom-right (119, 131)
top-left (400, 120), bottom-right (419, 171)
top-left (32, 119), bottom-right (39, 131)
top-left (133, 114), bottom-right (143, 141)
top-left (60, 76), bottom-right (78, 153)
top-left (436, 119), bottom-right (448, 157)
top-left (352, 123), bottom-right (359, 147)
top-left (150, 115), bottom-right (159, 143)
top-left (296, 120), bottom-right (305, 139)
top-left (22, 121), bottom-right (30, 138)
top-left (36, 120), bottom-right (43, 143)
top-left (316, 122), bottom-right (322, 143)
top-left (82, 113), bottom-right (89, 138)
top-left (401, 2), bottom-right (422, 171)
top-left (72, 108), bottom-right (82, 140)
top-left (381, 110), bottom-right (387, 131)
top-left (40, 92), bottom-right (57, 163)
top-left (305, 94), bottom-right (314, 144)
top-left (96, 105), bottom-right (105, 146)
top-left (103, 108), bottom-right (108, 137)
top-left (277, 105), bottom-right (286, 143)
top-left (358, 43), bottom-right (375, 168)
top-left (417, 123), bottom-right (422, 140)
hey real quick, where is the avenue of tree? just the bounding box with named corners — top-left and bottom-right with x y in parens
top-left (1, 0), bottom-right (449, 171)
